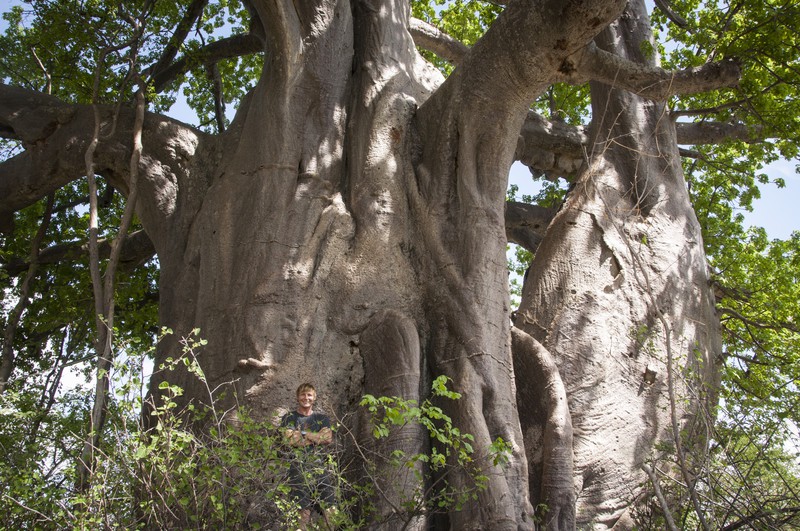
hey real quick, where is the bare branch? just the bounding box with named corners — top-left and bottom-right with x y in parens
top-left (409, 18), bottom-right (468, 65)
top-left (720, 506), bottom-right (800, 531)
top-left (570, 43), bottom-right (741, 100)
top-left (150, 33), bottom-right (262, 93)
top-left (642, 463), bottom-right (680, 531)
top-left (505, 201), bottom-right (557, 252)
top-left (675, 121), bottom-right (761, 145)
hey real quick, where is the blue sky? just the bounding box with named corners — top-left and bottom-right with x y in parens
top-left (747, 160), bottom-right (798, 240)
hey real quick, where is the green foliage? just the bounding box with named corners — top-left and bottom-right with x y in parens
top-left (0, 331), bottom-right (504, 528)
top-left (411, 0), bottom-right (501, 75)
top-left (533, 83), bottom-right (592, 126)
top-left (359, 375), bottom-right (511, 516)
top-left (654, 0), bottom-right (800, 161)
top-left (712, 229), bottom-right (800, 423)
top-left (0, 176), bottom-right (159, 386)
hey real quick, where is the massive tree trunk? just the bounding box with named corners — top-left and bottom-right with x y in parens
top-left (0, 0), bottom-right (734, 528)
top-left (139, 0), bottom-right (630, 528)
top-left (514, 1), bottom-right (722, 527)
top-left (143, 0), bottom-right (545, 527)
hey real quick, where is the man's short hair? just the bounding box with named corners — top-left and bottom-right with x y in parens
top-left (296, 383), bottom-right (316, 397)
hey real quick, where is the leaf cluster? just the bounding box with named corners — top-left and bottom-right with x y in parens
top-left (654, 0), bottom-right (800, 161)
top-left (360, 375), bottom-right (511, 515)
top-left (1, 176), bottom-right (159, 386)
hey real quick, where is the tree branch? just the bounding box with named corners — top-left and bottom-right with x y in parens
top-left (0, 83), bottom-right (208, 250)
top-left (512, 111), bottom-right (759, 178)
top-left (718, 306), bottom-right (798, 334)
top-left (653, 0), bottom-right (689, 29)
top-left (675, 121), bottom-right (761, 145)
top-left (409, 17), bottom-right (468, 65)
top-left (146, 0), bottom-right (210, 81)
top-left (0, 85), bottom-right (84, 231)
top-left (206, 62), bottom-right (226, 132)
top-left (720, 506), bottom-right (800, 531)
top-left (0, 84), bottom-right (75, 142)
top-left (641, 463), bottom-right (679, 531)
top-left (570, 43), bottom-right (741, 100)
top-left (1, 229), bottom-right (155, 277)
top-left (505, 201), bottom-right (557, 252)
top-left (514, 111), bottom-right (587, 178)
top-left (418, 0), bottom-right (629, 137)
top-left (150, 33), bottom-right (262, 93)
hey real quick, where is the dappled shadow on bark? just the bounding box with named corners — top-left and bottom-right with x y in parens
top-left (513, 1), bottom-right (721, 527)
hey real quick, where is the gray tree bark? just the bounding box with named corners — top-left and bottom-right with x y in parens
top-left (0, 0), bottom-right (734, 528)
top-left (514, 1), bottom-right (722, 527)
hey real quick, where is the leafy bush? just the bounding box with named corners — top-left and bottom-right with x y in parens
top-left (0, 332), bottom-right (507, 529)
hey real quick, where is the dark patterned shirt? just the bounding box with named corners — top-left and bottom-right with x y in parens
top-left (280, 410), bottom-right (331, 435)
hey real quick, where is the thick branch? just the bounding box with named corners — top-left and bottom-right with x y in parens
top-left (1, 229), bottom-right (156, 277)
top-left (505, 201), bottom-right (557, 252)
top-left (514, 111), bottom-right (587, 178)
top-left (0, 84), bottom-right (208, 249)
top-left (571, 43), bottom-right (741, 100)
top-left (419, 0), bottom-right (628, 126)
top-left (675, 121), bottom-right (761, 145)
top-left (0, 84), bottom-right (74, 142)
top-left (513, 113), bottom-right (760, 177)
top-left (150, 33), bottom-right (262, 93)
top-left (0, 86), bottom-right (82, 230)
top-left (409, 17), bottom-right (468, 64)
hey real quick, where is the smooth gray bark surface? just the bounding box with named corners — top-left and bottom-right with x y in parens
top-left (0, 0), bottom-right (734, 528)
top-left (515, 1), bottom-right (721, 527)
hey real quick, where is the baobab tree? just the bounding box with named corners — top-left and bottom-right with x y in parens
top-left (2, 0), bottom-right (797, 528)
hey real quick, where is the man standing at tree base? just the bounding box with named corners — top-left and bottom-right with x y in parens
top-left (281, 383), bottom-right (336, 529)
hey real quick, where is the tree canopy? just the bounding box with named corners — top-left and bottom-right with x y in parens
top-left (1, 0), bottom-right (799, 528)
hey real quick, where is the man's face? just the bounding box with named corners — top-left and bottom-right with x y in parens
top-left (297, 389), bottom-right (316, 409)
